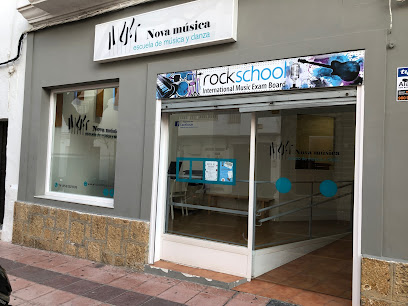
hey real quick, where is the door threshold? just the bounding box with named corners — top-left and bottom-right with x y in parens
top-left (144, 260), bottom-right (247, 289)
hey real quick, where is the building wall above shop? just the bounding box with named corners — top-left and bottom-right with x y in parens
top-left (17, 0), bottom-right (157, 30)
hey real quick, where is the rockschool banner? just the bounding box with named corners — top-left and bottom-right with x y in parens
top-left (156, 50), bottom-right (364, 99)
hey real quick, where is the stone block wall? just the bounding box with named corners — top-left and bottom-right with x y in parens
top-left (12, 201), bottom-right (150, 270)
top-left (361, 256), bottom-right (408, 305)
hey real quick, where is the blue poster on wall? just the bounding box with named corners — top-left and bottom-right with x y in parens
top-left (176, 157), bottom-right (236, 185)
top-left (219, 161), bottom-right (234, 183)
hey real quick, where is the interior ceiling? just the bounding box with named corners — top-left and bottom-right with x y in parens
top-left (29, 0), bottom-right (115, 15)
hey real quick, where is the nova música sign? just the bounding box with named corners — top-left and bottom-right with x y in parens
top-left (94, 0), bottom-right (238, 62)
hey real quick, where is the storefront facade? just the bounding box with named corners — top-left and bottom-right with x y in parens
top-left (13, 0), bottom-right (408, 304)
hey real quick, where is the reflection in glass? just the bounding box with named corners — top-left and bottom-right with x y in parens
top-left (50, 87), bottom-right (118, 198)
top-left (166, 111), bottom-right (251, 246)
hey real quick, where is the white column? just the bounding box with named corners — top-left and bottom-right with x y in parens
top-left (246, 112), bottom-right (256, 280)
top-left (352, 85), bottom-right (364, 306)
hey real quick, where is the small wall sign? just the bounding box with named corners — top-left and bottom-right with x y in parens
top-left (397, 67), bottom-right (408, 101)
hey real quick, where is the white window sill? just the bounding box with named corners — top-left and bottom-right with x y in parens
top-left (35, 192), bottom-right (114, 209)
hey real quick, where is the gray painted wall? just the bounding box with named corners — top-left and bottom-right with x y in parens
top-left (18, 0), bottom-right (408, 260)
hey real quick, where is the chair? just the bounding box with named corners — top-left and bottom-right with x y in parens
top-left (169, 180), bottom-right (188, 219)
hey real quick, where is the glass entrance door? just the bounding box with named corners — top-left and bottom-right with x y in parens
top-left (253, 105), bottom-right (355, 299)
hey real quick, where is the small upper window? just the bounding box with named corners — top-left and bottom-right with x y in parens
top-left (49, 86), bottom-right (119, 199)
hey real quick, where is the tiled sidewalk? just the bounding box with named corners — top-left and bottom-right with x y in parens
top-left (0, 241), bottom-right (274, 306)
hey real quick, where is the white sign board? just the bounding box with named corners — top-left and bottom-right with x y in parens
top-left (397, 67), bottom-right (408, 101)
top-left (205, 161), bottom-right (218, 182)
top-left (94, 0), bottom-right (238, 62)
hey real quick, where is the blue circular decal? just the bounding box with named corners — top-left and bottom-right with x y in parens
top-left (103, 188), bottom-right (109, 196)
top-left (54, 182), bottom-right (58, 188)
top-left (84, 181), bottom-right (88, 187)
top-left (276, 177), bottom-right (292, 194)
top-left (320, 180), bottom-right (338, 197)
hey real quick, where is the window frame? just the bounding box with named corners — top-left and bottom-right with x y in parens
top-left (43, 82), bottom-right (119, 208)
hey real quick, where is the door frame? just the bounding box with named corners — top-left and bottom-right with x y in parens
top-left (0, 120), bottom-right (7, 226)
top-left (352, 85), bottom-right (364, 305)
top-left (149, 86), bottom-right (364, 304)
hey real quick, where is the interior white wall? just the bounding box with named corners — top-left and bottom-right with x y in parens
top-left (0, 0), bottom-right (30, 241)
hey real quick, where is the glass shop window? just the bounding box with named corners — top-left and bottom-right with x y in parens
top-left (49, 86), bottom-right (119, 199)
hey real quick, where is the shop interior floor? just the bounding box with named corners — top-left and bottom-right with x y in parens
top-left (167, 209), bottom-right (351, 248)
top-left (255, 235), bottom-right (353, 300)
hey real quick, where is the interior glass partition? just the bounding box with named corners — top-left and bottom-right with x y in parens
top-left (166, 111), bottom-right (251, 246)
top-left (254, 105), bottom-right (355, 249)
